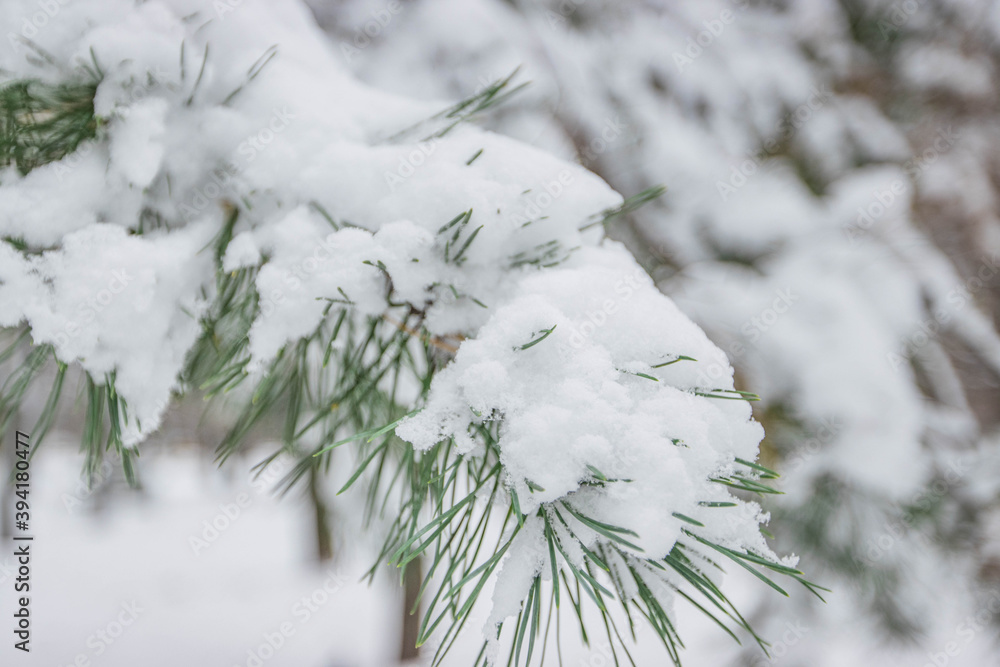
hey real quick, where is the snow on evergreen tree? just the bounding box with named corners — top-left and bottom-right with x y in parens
top-left (0, 0), bottom-right (818, 663)
top-left (310, 0), bottom-right (1000, 662)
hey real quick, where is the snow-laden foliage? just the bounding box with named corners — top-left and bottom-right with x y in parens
top-left (0, 0), bottom-right (814, 663)
top-left (312, 0), bottom-right (1000, 660)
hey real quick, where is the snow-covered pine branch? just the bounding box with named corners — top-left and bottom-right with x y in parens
top-left (0, 0), bottom-right (817, 663)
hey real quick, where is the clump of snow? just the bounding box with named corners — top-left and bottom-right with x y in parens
top-left (400, 244), bottom-right (764, 521)
top-left (398, 243), bottom-right (781, 650)
top-left (0, 222), bottom-right (214, 444)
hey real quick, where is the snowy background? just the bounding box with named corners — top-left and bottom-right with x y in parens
top-left (3, 0), bottom-right (1000, 665)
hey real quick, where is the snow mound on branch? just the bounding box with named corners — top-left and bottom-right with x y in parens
top-left (398, 243), bottom-right (781, 645)
top-left (0, 223), bottom-right (213, 445)
top-left (399, 242), bottom-right (766, 532)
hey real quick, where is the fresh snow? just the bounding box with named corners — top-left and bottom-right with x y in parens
top-left (0, 0), bottom-right (789, 658)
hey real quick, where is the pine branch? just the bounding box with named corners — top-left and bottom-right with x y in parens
top-left (0, 77), bottom-right (100, 175)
